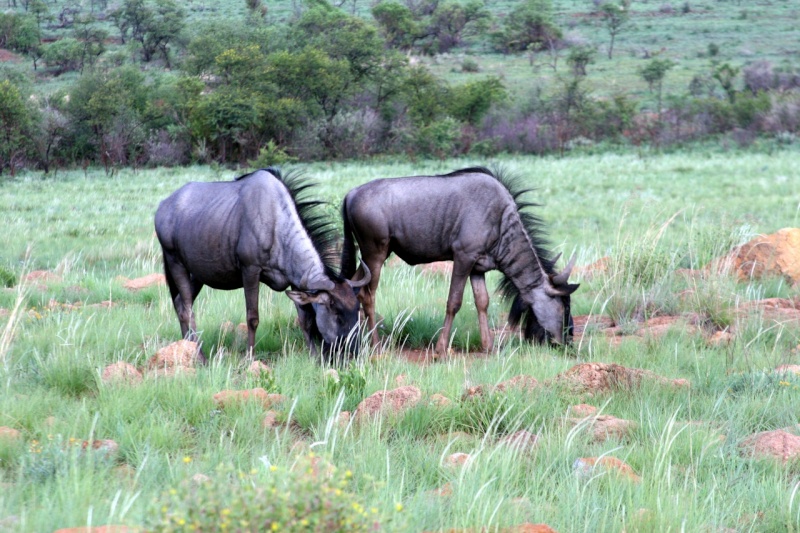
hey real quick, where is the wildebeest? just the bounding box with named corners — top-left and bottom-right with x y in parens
top-left (154, 168), bottom-right (370, 363)
top-left (340, 166), bottom-right (578, 355)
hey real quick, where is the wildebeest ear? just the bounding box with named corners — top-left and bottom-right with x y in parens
top-left (286, 290), bottom-right (330, 306)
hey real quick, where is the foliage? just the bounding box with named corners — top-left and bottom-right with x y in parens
top-left (247, 140), bottom-right (298, 168)
top-left (0, 264), bottom-right (16, 288)
top-left (0, 79), bottom-right (35, 174)
top-left (597, 0), bottom-right (631, 59)
top-left (42, 38), bottom-right (84, 74)
top-left (152, 459), bottom-right (384, 532)
top-left (0, 11), bottom-right (40, 54)
top-left (109, 0), bottom-right (185, 66)
top-left (566, 45), bottom-right (595, 77)
top-left (324, 362), bottom-right (367, 412)
top-left (447, 76), bottom-right (506, 125)
top-left (490, 0), bottom-right (561, 54)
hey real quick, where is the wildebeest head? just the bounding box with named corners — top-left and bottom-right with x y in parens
top-left (286, 263), bottom-right (372, 357)
top-left (530, 255), bottom-right (580, 345)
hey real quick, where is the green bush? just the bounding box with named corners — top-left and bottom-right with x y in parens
top-left (152, 457), bottom-right (385, 531)
top-left (0, 265), bottom-right (16, 288)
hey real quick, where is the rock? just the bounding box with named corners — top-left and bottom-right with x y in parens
top-left (324, 368), bottom-right (340, 383)
top-left (574, 256), bottom-right (609, 280)
top-left (463, 374), bottom-right (539, 399)
top-left (122, 273), bottom-right (166, 291)
top-left (774, 364), bottom-right (800, 376)
top-left (354, 386), bottom-right (422, 419)
top-left (444, 452), bottom-right (471, 467)
top-left (192, 473), bottom-right (212, 485)
top-left (262, 410), bottom-right (280, 429)
top-left (101, 362), bottom-right (143, 385)
top-left (419, 261), bottom-right (453, 276)
top-left (566, 415), bottom-right (637, 443)
top-left (148, 340), bottom-right (199, 370)
top-left (711, 228), bottom-right (800, 285)
top-left (573, 456), bottom-right (641, 483)
top-left (395, 374), bottom-right (408, 386)
top-left (739, 429), bottom-right (800, 463)
top-left (247, 360), bottom-right (272, 377)
top-left (213, 388), bottom-right (286, 410)
top-left (428, 393), bottom-right (453, 407)
top-left (427, 482), bottom-right (453, 498)
top-left (567, 404), bottom-right (598, 417)
top-left (53, 527), bottom-right (140, 533)
top-left (497, 430), bottom-right (539, 454)
top-left (738, 297), bottom-right (800, 324)
top-left (81, 439), bottom-right (119, 459)
top-left (708, 330), bottom-right (734, 347)
top-left (553, 362), bottom-right (689, 395)
top-left (0, 427), bottom-right (21, 441)
top-left (22, 270), bottom-right (61, 284)
top-left (337, 411), bottom-right (351, 428)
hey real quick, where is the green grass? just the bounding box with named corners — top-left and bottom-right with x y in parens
top-left (1, 150), bottom-right (800, 531)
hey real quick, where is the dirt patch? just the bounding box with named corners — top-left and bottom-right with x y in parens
top-left (122, 273), bottom-right (166, 291)
top-left (354, 385), bottom-right (422, 419)
top-left (739, 429), bottom-right (800, 463)
top-left (0, 49), bottom-right (22, 63)
top-left (396, 347), bottom-right (491, 365)
top-left (710, 228), bottom-right (800, 285)
top-left (552, 362), bottom-right (689, 395)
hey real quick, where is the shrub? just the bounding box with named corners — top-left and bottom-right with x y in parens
top-left (247, 139), bottom-right (297, 168)
top-left (414, 117), bottom-right (462, 158)
top-left (461, 57), bottom-right (479, 72)
top-left (0, 265), bottom-right (16, 288)
top-left (152, 458), bottom-right (385, 531)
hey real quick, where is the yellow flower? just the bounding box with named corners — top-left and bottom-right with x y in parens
top-left (169, 489), bottom-right (177, 495)
top-left (300, 519), bottom-right (309, 526)
top-left (177, 518), bottom-right (186, 526)
top-left (221, 508), bottom-right (231, 516)
top-left (270, 465), bottom-right (278, 472)
top-left (371, 507), bottom-right (378, 514)
top-left (271, 522), bottom-right (280, 531)
top-left (395, 503), bottom-right (404, 512)
top-left (345, 469), bottom-right (353, 478)
top-left (182, 456), bottom-right (192, 463)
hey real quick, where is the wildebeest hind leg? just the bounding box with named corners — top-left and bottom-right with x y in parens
top-left (470, 273), bottom-right (493, 352)
top-left (358, 258), bottom-right (384, 348)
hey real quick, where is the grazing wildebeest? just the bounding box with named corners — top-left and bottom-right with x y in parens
top-left (340, 166), bottom-right (578, 355)
top-left (155, 168), bottom-right (371, 363)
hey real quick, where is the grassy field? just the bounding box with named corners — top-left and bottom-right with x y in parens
top-left (1, 149), bottom-right (800, 531)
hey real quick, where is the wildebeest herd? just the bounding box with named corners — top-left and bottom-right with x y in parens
top-left (155, 166), bottom-right (579, 363)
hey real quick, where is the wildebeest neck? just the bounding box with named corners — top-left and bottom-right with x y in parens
top-left (492, 204), bottom-right (551, 297)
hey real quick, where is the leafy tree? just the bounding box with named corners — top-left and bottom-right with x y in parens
top-left (188, 86), bottom-right (262, 163)
top-left (400, 65), bottom-right (450, 126)
top-left (0, 80), bottom-right (34, 175)
top-left (447, 76), bottom-right (505, 125)
top-left (422, 0), bottom-right (490, 53)
top-left (110, 0), bottom-right (185, 66)
top-left (372, 2), bottom-right (419, 50)
top-left (713, 62), bottom-right (739, 103)
top-left (639, 57), bottom-right (674, 116)
top-left (28, 0), bottom-right (51, 29)
top-left (491, 0), bottom-right (561, 54)
top-left (0, 12), bottom-right (40, 54)
top-left (598, 0), bottom-right (630, 59)
top-left (72, 15), bottom-right (108, 73)
top-left (32, 99), bottom-right (68, 174)
top-left (42, 38), bottom-right (84, 74)
top-left (566, 45), bottom-right (595, 77)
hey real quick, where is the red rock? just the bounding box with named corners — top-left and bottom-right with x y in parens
top-left (710, 228), bottom-right (800, 285)
top-left (122, 273), bottom-right (165, 291)
top-left (395, 374), bottom-right (408, 386)
top-left (553, 362), bottom-right (689, 395)
top-left (463, 374), bottom-right (539, 399)
top-left (337, 411), bottom-right (351, 428)
top-left (573, 456), bottom-right (641, 483)
top-left (568, 404), bottom-right (598, 417)
top-left (739, 430), bottom-right (800, 463)
top-left (262, 410), bottom-right (280, 429)
top-left (444, 452), bottom-right (471, 467)
top-left (81, 439), bottom-right (119, 458)
top-left (497, 430), bottom-right (539, 454)
top-left (0, 427), bottom-right (20, 441)
top-left (53, 527), bottom-right (140, 533)
top-left (23, 270), bottom-right (61, 283)
top-left (101, 362), bottom-right (142, 385)
top-left (147, 340), bottom-right (199, 370)
top-left (213, 388), bottom-right (285, 409)
top-left (354, 386), bottom-right (422, 419)
top-left (775, 364), bottom-right (800, 376)
top-left (428, 393), bottom-right (452, 407)
top-left (708, 330), bottom-right (734, 347)
top-left (247, 360), bottom-right (272, 377)
top-left (428, 482), bottom-right (453, 497)
top-left (567, 415), bottom-right (637, 442)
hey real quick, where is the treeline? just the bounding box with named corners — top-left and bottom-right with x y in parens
top-left (0, 0), bottom-right (798, 174)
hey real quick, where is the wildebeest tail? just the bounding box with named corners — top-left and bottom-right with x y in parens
top-left (340, 198), bottom-right (358, 279)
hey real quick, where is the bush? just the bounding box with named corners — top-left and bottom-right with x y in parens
top-left (0, 265), bottom-right (16, 288)
top-left (152, 457), bottom-right (386, 531)
top-left (247, 140), bottom-right (297, 168)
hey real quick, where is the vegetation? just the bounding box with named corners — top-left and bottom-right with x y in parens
top-left (1, 152), bottom-right (799, 531)
top-left (0, 0), bottom-right (795, 172)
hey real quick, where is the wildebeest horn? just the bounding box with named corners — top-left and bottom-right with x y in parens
top-left (551, 254), bottom-right (576, 285)
top-left (346, 262), bottom-right (372, 289)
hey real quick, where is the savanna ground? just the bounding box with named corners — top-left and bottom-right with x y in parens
top-left (1, 149), bottom-right (800, 532)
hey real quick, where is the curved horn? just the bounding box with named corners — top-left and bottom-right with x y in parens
top-left (550, 252), bottom-right (562, 266)
top-left (346, 262), bottom-right (372, 289)
top-left (551, 254), bottom-right (576, 285)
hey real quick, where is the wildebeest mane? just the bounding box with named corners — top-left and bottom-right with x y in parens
top-left (441, 166), bottom-right (558, 338)
top-left (237, 167), bottom-right (341, 279)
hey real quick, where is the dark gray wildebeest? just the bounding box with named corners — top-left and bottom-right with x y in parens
top-left (155, 168), bottom-right (371, 363)
top-left (340, 166), bottom-right (578, 356)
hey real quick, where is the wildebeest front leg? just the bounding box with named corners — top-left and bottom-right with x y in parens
top-left (470, 273), bottom-right (493, 352)
top-left (357, 259), bottom-right (385, 348)
top-left (435, 265), bottom-right (470, 356)
top-left (242, 268), bottom-right (261, 359)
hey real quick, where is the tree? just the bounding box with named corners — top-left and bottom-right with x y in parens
top-left (372, 2), bottom-right (419, 50)
top-left (0, 80), bottom-right (34, 175)
top-left (598, 0), bottom-right (630, 59)
top-left (713, 62), bottom-right (739, 103)
top-left (491, 0), bottom-right (561, 54)
top-left (639, 57), bottom-right (674, 117)
top-left (447, 76), bottom-right (505, 125)
top-left (110, 0), bottom-right (185, 66)
top-left (41, 38), bottom-right (84, 74)
top-left (566, 45), bottom-right (595, 77)
top-left (73, 15), bottom-right (108, 73)
top-left (423, 0), bottom-right (490, 53)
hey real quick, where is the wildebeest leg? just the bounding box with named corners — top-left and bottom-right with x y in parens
top-left (356, 256), bottom-right (385, 348)
top-left (435, 262), bottom-right (470, 356)
top-left (470, 273), bottom-right (493, 352)
top-left (242, 267), bottom-right (261, 359)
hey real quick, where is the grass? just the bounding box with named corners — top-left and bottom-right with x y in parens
top-left (1, 149), bottom-right (800, 531)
